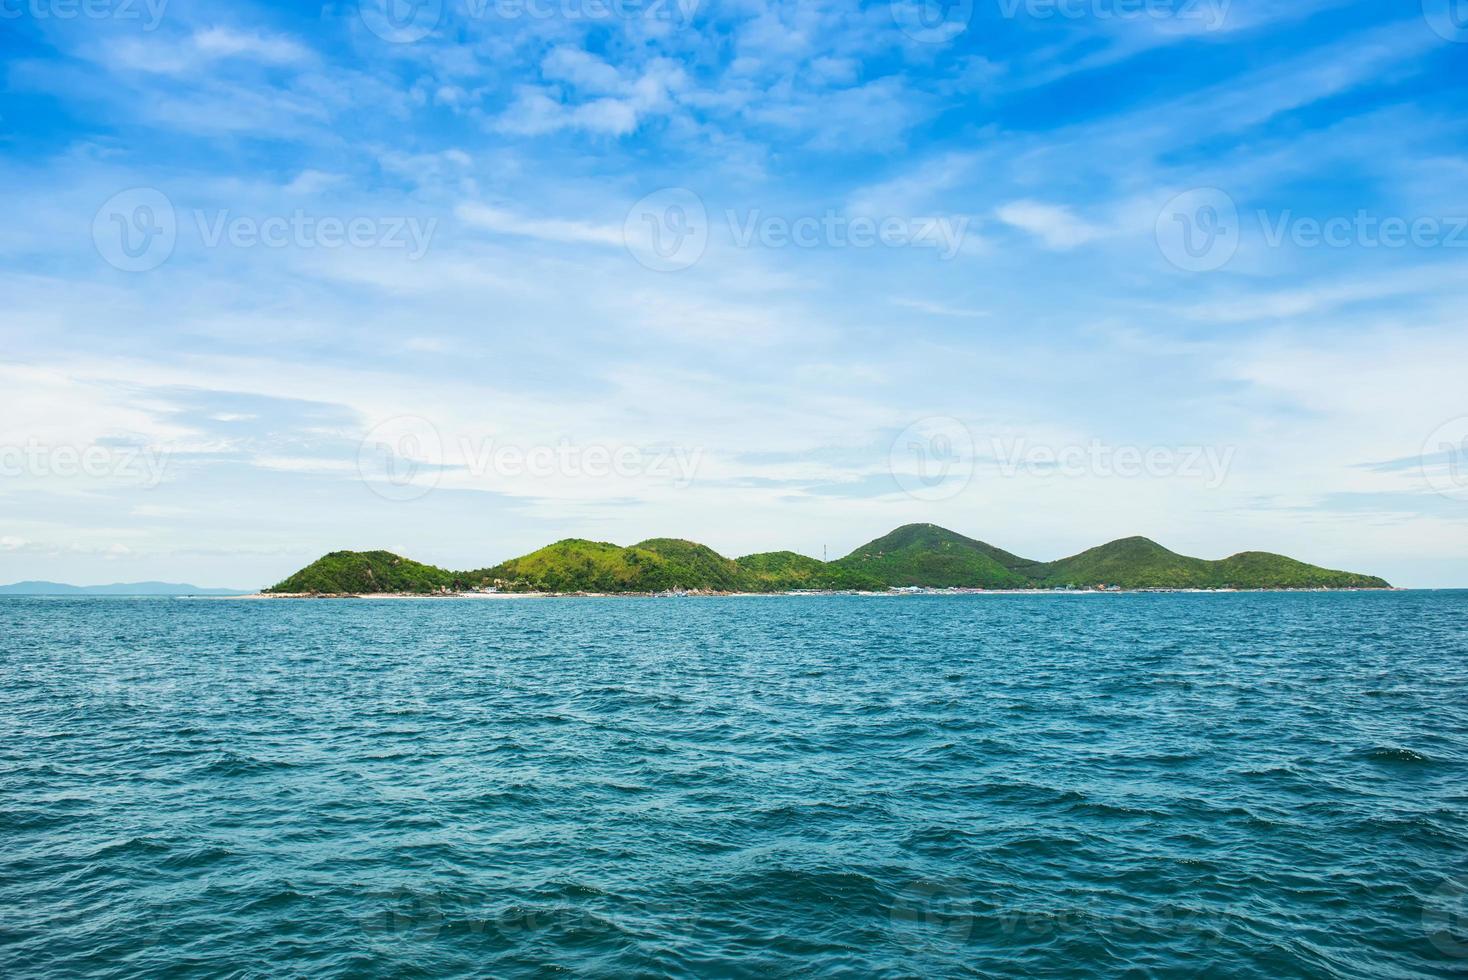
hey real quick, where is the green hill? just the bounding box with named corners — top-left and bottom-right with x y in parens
top-left (832, 523), bottom-right (1036, 588)
top-left (1032, 536), bottom-right (1210, 588)
top-left (736, 551), bottom-right (886, 591)
top-left (1206, 551), bottom-right (1389, 590)
top-left (634, 538), bottom-right (748, 591)
top-left (265, 525), bottom-right (1390, 594)
top-left (478, 537), bottom-right (749, 593)
top-left (472, 539), bottom-right (660, 592)
top-left (1033, 537), bottom-right (1391, 590)
top-left (265, 550), bottom-right (460, 594)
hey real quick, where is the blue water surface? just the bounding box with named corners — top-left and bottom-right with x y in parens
top-left (1, 592), bottom-right (1466, 977)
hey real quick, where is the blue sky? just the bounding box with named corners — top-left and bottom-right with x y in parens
top-left (2, 0), bottom-right (1467, 588)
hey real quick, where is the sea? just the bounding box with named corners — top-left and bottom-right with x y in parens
top-left (1, 592), bottom-right (1465, 977)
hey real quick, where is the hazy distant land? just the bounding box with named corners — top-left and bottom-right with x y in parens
top-left (0, 581), bottom-right (249, 596)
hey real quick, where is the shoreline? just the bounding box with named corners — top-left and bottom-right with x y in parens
top-left (212, 586), bottom-right (1402, 600)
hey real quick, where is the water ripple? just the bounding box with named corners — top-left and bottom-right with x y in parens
top-left (0, 592), bottom-right (1465, 977)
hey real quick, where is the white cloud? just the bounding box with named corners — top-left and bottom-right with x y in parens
top-left (494, 59), bottom-right (688, 137)
top-left (996, 201), bottom-right (1104, 250)
top-left (100, 27), bottom-right (311, 76)
top-left (542, 47), bottom-right (623, 94)
top-left (191, 28), bottom-right (311, 65)
top-left (455, 203), bottom-right (624, 247)
top-left (891, 298), bottom-right (990, 319)
top-left (284, 170), bottom-right (344, 195)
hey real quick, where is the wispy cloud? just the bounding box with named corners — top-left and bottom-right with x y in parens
top-left (3, 0), bottom-right (1466, 586)
top-left (456, 203), bottom-right (624, 246)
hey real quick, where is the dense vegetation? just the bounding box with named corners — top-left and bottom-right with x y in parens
top-left (1027, 536), bottom-right (1390, 589)
top-left (735, 551), bottom-right (886, 591)
top-left (265, 550), bottom-right (462, 594)
top-left (266, 524), bottom-right (1390, 594)
top-left (831, 524), bottom-right (1037, 588)
top-left (468, 538), bottom-right (748, 593)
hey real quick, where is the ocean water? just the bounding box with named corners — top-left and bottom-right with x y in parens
top-left (1, 593), bottom-right (1466, 978)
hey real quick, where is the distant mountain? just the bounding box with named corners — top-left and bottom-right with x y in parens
top-left (832, 524), bottom-right (1038, 589)
top-left (470, 538), bottom-right (765, 593)
top-left (1030, 536), bottom-right (1390, 590)
top-left (262, 523), bottom-right (1390, 595)
top-left (735, 551), bottom-right (885, 591)
top-left (0, 581), bottom-right (249, 596)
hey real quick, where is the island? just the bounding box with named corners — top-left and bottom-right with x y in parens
top-left (259, 524), bottom-right (1391, 596)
